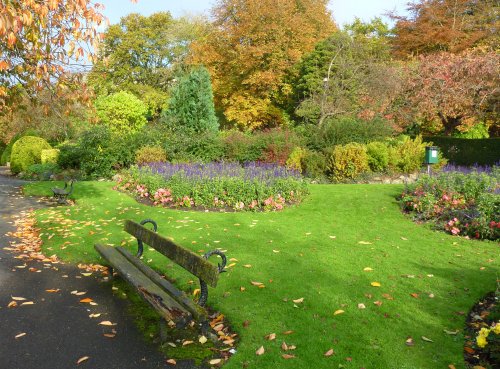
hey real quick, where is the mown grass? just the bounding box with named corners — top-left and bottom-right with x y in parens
top-left (24, 181), bottom-right (499, 369)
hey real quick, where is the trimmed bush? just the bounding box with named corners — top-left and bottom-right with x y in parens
top-left (10, 136), bottom-right (52, 174)
top-left (423, 136), bottom-right (500, 165)
top-left (326, 143), bottom-right (369, 181)
top-left (57, 143), bottom-right (82, 170)
top-left (94, 91), bottom-right (148, 135)
top-left (41, 149), bottom-right (60, 164)
top-left (366, 141), bottom-right (389, 172)
top-left (135, 146), bottom-right (167, 165)
top-left (222, 130), bottom-right (263, 163)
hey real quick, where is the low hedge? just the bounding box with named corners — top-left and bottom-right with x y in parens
top-left (423, 137), bottom-right (500, 165)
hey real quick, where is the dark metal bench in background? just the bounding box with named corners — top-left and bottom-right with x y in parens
top-left (51, 179), bottom-right (74, 204)
top-left (94, 219), bottom-right (227, 333)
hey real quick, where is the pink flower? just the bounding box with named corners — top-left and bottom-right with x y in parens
top-left (451, 227), bottom-right (460, 235)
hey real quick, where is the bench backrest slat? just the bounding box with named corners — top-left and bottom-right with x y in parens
top-left (124, 220), bottom-right (219, 288)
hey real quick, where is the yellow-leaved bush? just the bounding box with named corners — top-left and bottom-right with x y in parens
top-left (327, 143), bottom-right (368, 181)
top-left (41, 149), bottom-right (60, 165)
top-left (135, 146), bottom-right (167, 165)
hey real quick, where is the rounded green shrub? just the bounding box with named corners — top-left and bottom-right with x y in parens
top-left (327, 143), bottom-right (369, 181)
top-left (302, 150), bottom-right (327, 179)
top-left (389, 135), bottom-right (426, 174)
top-left (366, 141), bottom-right (389, 172)
top-left (135, 146), bottom-right (167, 165)
top-left (10, 136), bottom-right (52, 174)
top-left (41, 149), bottom-right (60, 164)
top-left (94, 91), bottom-right (148, 135)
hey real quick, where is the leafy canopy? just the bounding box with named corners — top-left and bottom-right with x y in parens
top-left (88, 12), bottom-right (208, 118)
top-left (190, 0), bottom-right (335, 130)
top-left (0, 0), bottom-right (106, 113)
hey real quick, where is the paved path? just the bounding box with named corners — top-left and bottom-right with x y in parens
top-left (0, 169), bottom-right (198, 369)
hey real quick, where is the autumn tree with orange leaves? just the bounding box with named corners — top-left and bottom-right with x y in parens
top-left (390, 0), bottom-right (499, 58)
top-left (190, 0), bottom-right (335, 130)
top-left (0, 0), bottom-right (107, 114)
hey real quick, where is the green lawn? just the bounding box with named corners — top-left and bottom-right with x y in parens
top-left (24, 181), bottom-right (499, 369)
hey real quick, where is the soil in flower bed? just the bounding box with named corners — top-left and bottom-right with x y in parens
top-left (464, 291), bottom-right (499, 368)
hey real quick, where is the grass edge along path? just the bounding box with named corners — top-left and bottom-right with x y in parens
top-left (23, 181), bottom-right (499, 369)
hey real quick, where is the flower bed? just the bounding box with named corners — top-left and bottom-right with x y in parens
top-left (399, 168), bottom-right (499, 240)
top-left (115, 162), bottom-right (308, 211)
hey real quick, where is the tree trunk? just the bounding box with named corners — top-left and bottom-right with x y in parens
top-left (438, 112), bottom-right (462, 136)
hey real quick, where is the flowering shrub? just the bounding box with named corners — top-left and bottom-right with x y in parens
top-left (116, 162), bottom-right (308, 211)
top-left (399, 169), bottom-right (499, 240)
top-left (476, 323), bottom-right (500, 349)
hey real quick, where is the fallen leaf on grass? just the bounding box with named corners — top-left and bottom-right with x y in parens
top-left (182, 340), bottom-right (193, 346)
top-left (382, 293), bottom-right (394, 300)
top-left (265, 333), bottom-right (276, 341)
top-left (15, 333), bottom-right (26, 339)
top-left (281, 342), bottom-right (288, 350)
top-left (324, 348), bottom-right (335, 357)
top-left (421, 336), bottom-right (433, 342)
top-left (444, 329), bottom-right (459, 335)
top-left (448, 365), bottom-right (456, 369)
top-left (256, 346), bottom-right (265, 355)
top-left (166, 359), bottom-right (177, 365)
top-left (374, 301), bottom-right (383, 306)
top-left (243, 264), bottom-right (252, 268)
top-left (410, 293), bottom-right (419, 298)
top-left (371, 282), bottom-right (381, 287)
top-left (282, 330), bottom-right (294, 335)
top-left (240, 287), bottom-right (246, 292)
top-left (358, 241), bottom-right (372, 245)
top-left (209, 359), bottom-right (222, 365)
top-left (282, 354), bottom-right (295, 359)
top-left (363, 267), bottom-right (373, 272)
top-left (357, 303), bottom-right (366, 309)
top-left (292, 298), bottom-right (304, 304)
top-left (405, 337), bottom-right (414, 346)
top-left (334, 310), bottom-right (345, 316)
top-left (250, 281), bottom-right (265, 288)
top-left (77, 356), bottom-right (89, 365)
top-left (199, 336), bottom-right (208, 344)
top-left (193, 289), bottom-right (200, 296)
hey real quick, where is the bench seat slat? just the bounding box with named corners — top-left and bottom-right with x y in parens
top-left (124, 220), bottom-right (219, 288)
top-left (95, 244), bottom-right (192, 322)
top-left (115, 247), bottom-right (206, 321)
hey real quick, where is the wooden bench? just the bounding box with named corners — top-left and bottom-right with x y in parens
top-left (94, 219), bottom-right (227, 330)
top-left (51, 179), bottom-right (74, 204)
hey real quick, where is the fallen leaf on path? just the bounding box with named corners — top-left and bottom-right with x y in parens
top-left (77, 356), bottom-right (89, 365)
top-left (99, 321), bottom-right (116, 326)
top-left (11, 296), bottom-right (27, 301)
top-left (79, 298), bottom-right (93, 303)
top-left (45, 289), bottom-right (60, 293)
top-left (166, 359), bottom-right (177, 365)
top-left (15, 333), bottom-right (26, 339)
top-left (89, 314), bottom-right (101, 318)
top-left (7, 301), bottom-right (17, 308)
top-left (20, 301), bottom-right (34, 306)
top-left (256, 346), bottom-right (265, 355)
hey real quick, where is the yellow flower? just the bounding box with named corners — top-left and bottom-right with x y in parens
top-left (476, 335), bottom-right (488, 348)
top-left (492, 323), bottom-right (500, 335)
top-left (478, 327), bottom-right (490, 337)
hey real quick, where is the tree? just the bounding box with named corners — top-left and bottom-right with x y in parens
top-left (0, 0), bottom-right (106, 113)
top-left (161, 67), bottom-right (219, 133)
top-left (396, 51), bottom-right (499, 135)
top-left (88, 12), bottom-right (208, 118)
top-left (190, 0), bottom-right (335, 130)
top-left (288, 22), bottom-right (399, 126)
top-left (390, 0), bottom-right (499, 58)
